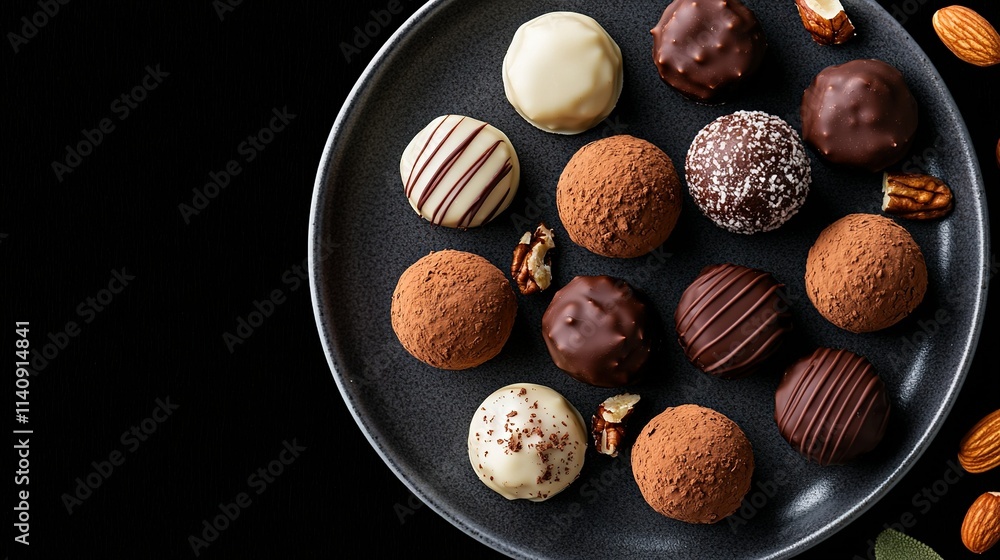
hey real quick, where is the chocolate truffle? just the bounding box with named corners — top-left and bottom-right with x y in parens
top-left (686, 111), bottom-right (812, 234)
top-left (775, 348), bottom-right (891, 465)
top-left (391, 250), bottom-right (517, 370)
top-left (651, 0), bottom-right (767, 103)
top-left (468, 383), bottom-right (587, 501)
top-left (805, 214), bottom-right (927, 333)
top-left (557, 135), bottom-right (682, 258)
top-left (631, 404), bottom-right (754, 524)
top-left (503, 12), bottom-right (624, 135)
top-left (675, 264), bottom-right (792, 379)
top-left (400, 115), bottom-right (520, 229)
top-left (542, 276), bottom-right (650, 387)
top-left (801, 59), bottom-right (919, 172)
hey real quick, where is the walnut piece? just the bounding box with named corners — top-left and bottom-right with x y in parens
top-left (592, 393), bottom-right (640, 457)
top-left (511, 223), bottom-right (555, 295)
top-left (882, 172), bottom-right (954, 221)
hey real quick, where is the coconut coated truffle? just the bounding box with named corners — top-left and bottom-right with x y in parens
top-left (686, 111), bottom-right (811, 235)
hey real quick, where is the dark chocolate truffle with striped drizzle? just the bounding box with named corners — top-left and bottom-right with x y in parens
top-left (775, 348), bottom-right (891, 465)
top-left (400, 115), bottom-right (520, 229)
top-left (675, 264), bottom-right (791, 379)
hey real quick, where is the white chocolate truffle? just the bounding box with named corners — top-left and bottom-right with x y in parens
top-left (503, 12), bottom-right (624, 135)
top-left (468, 383), bottom-right (587, 502)
top-left (400, 115), bottom-right (520, 229)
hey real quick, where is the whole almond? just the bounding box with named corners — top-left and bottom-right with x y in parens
top-left (960, 409), bottom-right (1000, 473)
top-left (961, 492), bottom-right (1000, 554)
top-left (932, 6), bottom-right (1000, 67)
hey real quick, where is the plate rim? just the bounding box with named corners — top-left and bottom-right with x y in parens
top-left (308, 1), bottom-right (992, 557)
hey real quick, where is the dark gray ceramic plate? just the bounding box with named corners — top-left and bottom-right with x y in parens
top-left (309, 1), bottom-right (990, 558)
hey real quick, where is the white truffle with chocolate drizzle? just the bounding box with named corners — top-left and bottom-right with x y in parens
top-left (468, 383), bottom-right (587, 502)
top-left (400, 115), bottom-right (520, 229)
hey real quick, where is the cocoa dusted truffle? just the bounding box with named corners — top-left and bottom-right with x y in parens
top-left (801, 59), bottom-right (919, 172)
top-left (631, 404), bottom-right (754, 524)
top-left (556, 135), bottom-right (682, 258)
top-left (651, 0), bottom-right (767, 103)
top-left (542, 276), bottom-right (650, 388)
top-left (805, 214), bottom-right (927, 333)
top-left (685, 111), bottom-right (812, 234)
top-left (775, 348), bottom-right (891, 465)
top-left (391, 250), bottom-right (517, 370)
top-left (675, 264), bottom-right (792, 379)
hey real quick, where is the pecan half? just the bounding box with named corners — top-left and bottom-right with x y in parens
top-left (882, 172), bottom-right (954, 220)
top-left (592, 393), bottom-right (640, 457)
top-left (511, 223), bottom-right (555, 295)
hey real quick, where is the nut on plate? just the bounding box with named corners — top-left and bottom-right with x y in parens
top-left (794, 0), bottom-right (855, 45)
top-left (592, 393), bottom-right (640, 457)
top-left (959, 409), bottom-right (1000, 474)
top-left (511, 223), bottom-right (555, 295)
top-left (932, 6), bottom-right (1000, 67)
top-left (882, 172), bottom-right (954, 220)
top-left (961, 492), bottom-right (1000, 554)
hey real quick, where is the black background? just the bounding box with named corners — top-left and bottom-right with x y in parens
top-left (2, 0), bottom-right (998, 558)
